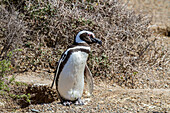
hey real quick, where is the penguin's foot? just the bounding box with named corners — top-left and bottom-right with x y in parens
top-left (74, 98), bottom-right (84, 105)
top-left (62, 101), bottom-right (73, 106)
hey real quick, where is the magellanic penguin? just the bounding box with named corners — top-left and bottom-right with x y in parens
top-left (51, 30), bottom-right (102, 106)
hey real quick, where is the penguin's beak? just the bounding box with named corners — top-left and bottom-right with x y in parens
top-left (91, 37), bottom-right (102, 45)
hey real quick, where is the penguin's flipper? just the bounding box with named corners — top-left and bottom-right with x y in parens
top-left (50, 59), bottom-right (64, 102)
top-left (84, 64), bottom-right (93, 95)
top-left (51, 61), bottom-right (59, 88)
top-left (51, 58), bottom-right (62, 89)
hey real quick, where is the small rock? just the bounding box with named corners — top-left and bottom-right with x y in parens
top-left (31, 109), bottom-right (40, 112)
top-left (108, 89), bottom-right (112, 92)
top-left (164, 84), bottom-right (168, 88)
top-left (0, 102), bottom-right (4, 107)
top-left (47, 108), bottom-right (52, 111)
top-left (84, 91), bottom-right (91, 97)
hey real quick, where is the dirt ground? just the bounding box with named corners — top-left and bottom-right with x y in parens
top-left (0, 0), bottom-right (170, 112)
top-left (123, 0), bottom-right (170, 27)
top-left (0, 72), bottom-right (169, 112)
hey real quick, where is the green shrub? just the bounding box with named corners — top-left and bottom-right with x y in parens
top-left (0, 58), bottom-right (11, 90)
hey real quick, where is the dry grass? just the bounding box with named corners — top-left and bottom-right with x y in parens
top-left (0, 4), bottom-right (25, 59)
top-left (0, 0), bottom-right (169, 89)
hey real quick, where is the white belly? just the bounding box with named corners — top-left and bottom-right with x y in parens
top-left (58, 51), bottom-right (88, 101)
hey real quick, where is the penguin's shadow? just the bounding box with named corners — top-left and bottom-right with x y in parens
top-left (18, 84), bottom-right (58, 108)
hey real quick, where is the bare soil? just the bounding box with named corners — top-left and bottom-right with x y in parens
top-left (0, 71), bottom-right (169, 112)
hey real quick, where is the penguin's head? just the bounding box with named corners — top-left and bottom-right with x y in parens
top-left (74, 31), bottom-right (102, 45)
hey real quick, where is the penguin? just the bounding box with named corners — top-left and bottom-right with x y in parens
top-left (51, 30), bottom-right (102, 106)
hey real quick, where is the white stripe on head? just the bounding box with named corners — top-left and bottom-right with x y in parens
top-left (75, 31), bottom-right (95, 43)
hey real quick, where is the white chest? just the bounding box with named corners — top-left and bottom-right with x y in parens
top-left (58, 51), bottom-right (89, 100)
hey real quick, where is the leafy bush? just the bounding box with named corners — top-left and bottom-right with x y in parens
top-left (0, 59), bottom-right (11, 77)
top-left (0, 55), bottom-right (12, 90)
top-left (0, 0), bottom-right (169, 88)
top-left (0, 50), bottom-right (21, 91)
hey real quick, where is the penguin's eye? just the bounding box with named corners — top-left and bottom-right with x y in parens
top-left (88, 34), bottom-right (93, 38)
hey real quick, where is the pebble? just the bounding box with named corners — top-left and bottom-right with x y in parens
top-left (47, 108), bottom-right (53, 111)
top-left (108, 89), bottom-right (112, 92)
top-left (0, 102), bottom-right (4, 107)
top-left (31, 109), bottom-right (40, 112)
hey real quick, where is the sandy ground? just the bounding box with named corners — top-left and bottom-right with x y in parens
top-left (123, 0), bottom-right (170, 27)
top-left (0, 72), bottom-right (168, 112)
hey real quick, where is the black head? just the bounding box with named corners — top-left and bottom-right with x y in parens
top-left (75, 31), bottom-right (102, 45)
